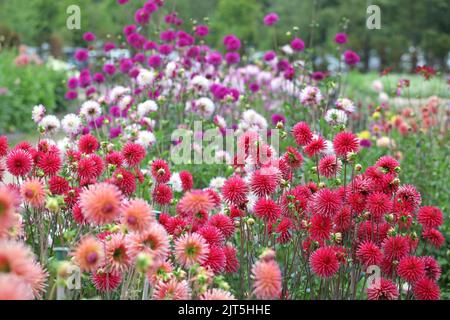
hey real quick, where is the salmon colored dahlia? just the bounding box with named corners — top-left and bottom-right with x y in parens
top-left (80, 183), bottom-right (123, 225)
top-left (20, 179), bottom-right (46, 208)
top-left (0, 239), bottom-right (47, 298)
top-left (174, 232), bottom-right (210, 268)
top-left (121, 199), bottom-right (154, 233)
top-left (0, 274), bottom-right (34, 300)
top-left (72, 236), bottom-right (104, 272)
top-left (127, 223), bottom-right (170, 261)
top-left (153, 278), bottom-right (190, 300)
top-left (104, 233), bottom-right (132, 272)
top-left (251, 258), bottom-right (282, 299)
top-left (177, 190), bottom-right (214, 216)
top-left (0, 186), bottom-right (17, 233)
top-left (146, 260), bottom-right (173, 285)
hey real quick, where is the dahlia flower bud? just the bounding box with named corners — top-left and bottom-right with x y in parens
top-left (391, 178), bottom-right (400, 186)
top-left (116, 173), bottom-right (124, 181)
top-left (276, 121), bottom-right (284, 129)
top-left (235, 220), bottom-right (241, 227)
top-left (219, 281), bottom-right (230, 291)
top-left (346, 151), bottom-right (357, 162)
top-left (335, 178), bottom-right (342, 185)
top-left (355, 163), bottom-right (362, 171)
top-left (157, 95), bottom-right (166, 104)
top-left (259, 248), bottom-right (276, 262)
top-left (57, 261), bottom-right (73, 279)
top-left (280, 131), bottom-right (288, 139)
top-left (280, 179), bottom-right (289, 189)
top-left (136, 252), bottom-right (153, 273)
top-left (388, 228), bottom-right (397, 236)
top-left (293, 26), bottom-right (299, 31)
top-left (332, 232), bottom-right (342, 244)
top-left (247, 218), bottom-right (255, 226)
top-left (318, 182), bottom-right (326, 189)
top-left (385, 213), bottom-right (394, 223)
top-left (173, 268), bottom-right (187, 280)
top-left (395, 166), bottom-right (401, 173)
top-left (46, 197), bottom-right (60, 213)
top-left (302, 220), bottom-right (311, 228)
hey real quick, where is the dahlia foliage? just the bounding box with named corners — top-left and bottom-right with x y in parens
top-left (0, 0), bottom-right (445, 300)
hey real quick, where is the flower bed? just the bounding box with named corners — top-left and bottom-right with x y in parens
top-left (0, 0), bottom-right (447, 300)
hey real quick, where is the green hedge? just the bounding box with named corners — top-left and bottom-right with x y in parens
top-left (0, 50), bottom-right (67, 133)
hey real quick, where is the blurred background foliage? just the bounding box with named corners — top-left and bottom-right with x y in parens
top-left (0, 0), bottom-right (449, 72)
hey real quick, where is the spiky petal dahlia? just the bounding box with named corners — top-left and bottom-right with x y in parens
top-left (397, 256), bottom-right (425, 283)
top-left (104, 233), bottom-right (132, 273)
top-left (413, 277), bottom-right (440, 300)
top-left (250, 167), bottom-right (280, 197)
top-left (254, 198), bottom-right (281, 223)
top-left (333, 131), bottom-right (359, 157)
top-left (6, 149), bottom-right (32, 177)
top-left (80, 183), bottom-right (123, 225)
top-left (91, 269), bottom-right (122, 292)
top-left (127, 223), bottom-right (170, 261)
top-left (177, 190), bottom-right (214, 216)
top-left (0, 239), bottom-right (47, 298)
top-left (292, 122), bottom-right (313, 146)
top-left (0, 274), bottom-right (34, 300)
top-left (72, 236), bottom-right (104, 272)
top-left (153, 278), bottom-right (190, 300)
top-left (367, 278), bottom-right (399, 300)
top-left (309, 188), bottom-right (341, 217)
top-left (122, 143), bottom-right (146, 167)
top-left (151, 159), bottom-right (171, 183)
top-left (121, 199), bottom-right (155, 233)
top-left (20, 179), bottom-right (46, 208)
top-left (356, 241), bottom-right (383, 267)
top-left (251, 258), bottom-right (282, 299)
top-left (174, 232), bottom-right (210, 268)
top-left (417, 206), bottom-right (443, 229)
top-left (221, 176), bottom-right (248, 206)
top-left (309, 246), bottom-right (340, 278)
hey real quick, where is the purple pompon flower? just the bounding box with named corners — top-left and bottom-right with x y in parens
top-left (263, 13), bottom-right (279, 26)
top-left (334, 33), bottom-right (348, 44)
top-left (344, 50), bottom-right (360, 66)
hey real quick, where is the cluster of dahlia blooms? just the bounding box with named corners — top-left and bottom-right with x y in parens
top-left (1, 116), bottom-right (445, 299)
top-left (0, 0), bottom-right (445, 300)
